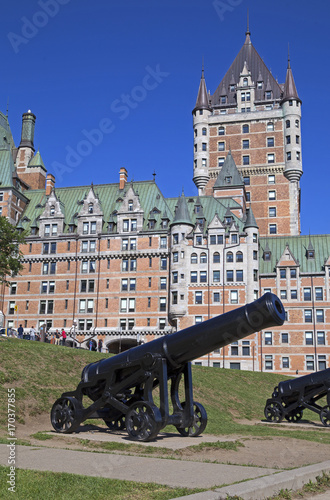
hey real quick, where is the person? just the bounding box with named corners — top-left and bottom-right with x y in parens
top-left (98, 338), bottom-right (103, 352)
top-left (89, 339), bottom-right (93, 351)
top-left (18, 324), bottom-right (24, 339)
top-left (61, 328), bottom-right (67, 346)
top-left (29, 326), bottom-right (36, 341)
top-left (55, 329), bottom-right (60, 345)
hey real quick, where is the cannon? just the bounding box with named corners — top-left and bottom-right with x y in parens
top-left (264, 368), bottom-right (330, 427)
top-left (51, 292), bottom-right (285, 441)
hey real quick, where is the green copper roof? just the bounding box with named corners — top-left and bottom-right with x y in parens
top-left (214, 151), bottom-right (244, 188)
top-left (0, 149), bottom-right (15, 188)
top-left (244, 207), bottom-right (258, 229)
top-left (28, 150), bottom-right (46, 171)
top-left (259, 235), bottom-right (330, 274)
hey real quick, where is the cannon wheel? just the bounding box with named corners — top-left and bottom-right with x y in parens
top-left (104, 416), bottom-right (126, 431)
top-left (264, 402), bottom-right (284, 423)
top-left (285, 410), bottom-right (303, 423)
top-left (51, 397), bottom-right (83, 433)
top-left (320, 406), bottom-right (330, 427)
top-left (176, 401), bottom-right (207, 437)
top-left (125, 401), bottom-right (162, 441)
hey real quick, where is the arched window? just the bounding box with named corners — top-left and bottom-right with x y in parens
top-left (200, 252), bottom-right (207, 264)
top-left (267, 122), bottom-right (274, 131)
top-left (202, 127), bottom-right (207, 136)
top-left (226, 252), bottom-right (233, 263)
top-left (236, 251), bottom-right (243, 262)
top-left (286, 120), bottom-right (290, 129)
top-left (218, 126), bottom-right (225, 136)
top-left (242, 124), bottom-right (249, 134)
top-left (243, 78), bottom-right (248, 87)
top-left (295, 119), bottom-right (299, 128)
top-left (191, 253), bottom-right (198, 264)
top-left (213, 252), bottom-right (220, 263)
top-left (50, 206), bottom-right (55, 216)
top-left (88, 203), bottom-right (93, 213)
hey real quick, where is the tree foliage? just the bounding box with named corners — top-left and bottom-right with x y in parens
top-left (0, 216), bottom-right (26, 285)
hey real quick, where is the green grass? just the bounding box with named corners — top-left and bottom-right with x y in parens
top-left (0, 337), bottom-right (329, 446)
top-left (0, 466), bottom-right (204, 500)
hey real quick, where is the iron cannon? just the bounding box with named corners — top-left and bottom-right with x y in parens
top-left (264, 368), bottom-right (330, 427)
top-left (51, 292), bottom-right (285, 441)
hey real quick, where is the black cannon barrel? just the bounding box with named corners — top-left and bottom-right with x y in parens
top-left (82, 292), bottom-right (285, 383)
top-left (279, 368), bottom-right (330, 397)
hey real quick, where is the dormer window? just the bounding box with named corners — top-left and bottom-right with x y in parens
top-left (264, 251), bottom-right (271, 261)
top-left (149, 220), bottom-right (155, 229)
top-left (195, 205), bottom-right (201, 213)
top-left (221, 96), bottom-right (226, 104)
top-left (128, 200), bottom-right (133, 211)
top-left (88, 203), bottom-right (93, 214)
top-left (225, 216), bottom-right (232, 224)
top-left (50, 206), bottom-right (55, 216)
top-left (307, 249), bottom-right (315, 259)
top-left (230, 84), bottom-right (235, 92)
top-left (243, 78), bottom-right (248, 87)
top-left (257, 81), bottom-right (263, 89)
top-left (265, 91), bottom-right (272, 100)
top-left (225, 176), bottom-right (232, 184)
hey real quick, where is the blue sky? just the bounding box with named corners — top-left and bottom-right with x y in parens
top-left (2, 0), bottom-right (329, 234)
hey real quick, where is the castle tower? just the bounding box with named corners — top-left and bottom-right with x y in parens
top-left (192, 68), bottom-right (212, 195)
top-left (192, 28), bottom-right (303, 237)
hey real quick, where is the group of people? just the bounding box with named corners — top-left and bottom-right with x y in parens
top-left (17, 325), bottom-right (67, 345)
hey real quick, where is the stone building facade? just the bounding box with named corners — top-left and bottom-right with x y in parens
top-left (1, 29), bottom-right (329, 375)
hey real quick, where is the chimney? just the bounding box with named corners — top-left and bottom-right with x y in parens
top-left (46, 173), bottom-right (55, 196)
top-left (19, 110), bottom-right (36, 150)
top-left (119, 167), bottom-right (128, 190)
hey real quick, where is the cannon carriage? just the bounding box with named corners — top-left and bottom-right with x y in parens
top-left (264, 368), bottom-right (330, 427)
top-left (51, 293), bottom-right (285, 441)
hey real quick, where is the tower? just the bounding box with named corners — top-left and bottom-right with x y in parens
top-left (192, 29), bottom-right (303, 237)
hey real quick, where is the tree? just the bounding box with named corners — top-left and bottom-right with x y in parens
top-left (0, 216), bottom-right (26, 286)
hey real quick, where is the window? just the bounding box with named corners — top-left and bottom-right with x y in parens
top-left (210, 235), bottom-right (216, 245)
top-left (173, 252), bottom-right (178, 263)
top-left (202, 158), bottom-right (207, 167)
top-left (253, 250), bottom-right (258, 260)
top-left (211, 253), bottom-right (220, 266)
top-left (280, 290), bottom-right (287, 300)
top-left (295, 119), bottom-right (299, 128)
top-left (172, 291), bottom-right (178, 305)
top-left (213, 270), bottom-right (220, 282)
top-left (213, 292), bottom-right (220, 303)
top-left (253, 270), bottom-right (258, 282)
top-left (264, 332), bottom-right (272, 345)
top-left (226, 252), bottom-right (233, 263)
top-left (218, 142), bottom-right (225, 151)
top-left (8, 301), bottom-right (15, 315)
top-left (265, 355), bottom-right (273, 370)
top-left (122, 239), bottom-right (129, 251)
top-left (173, 271), bottom-right (178, 283)
top-left (200, 271), bottom-right (207, 283)
top-left (202, 127), bottom-right (207, 136)
top-left (296, 135), bottom-right (300, 144)
top-left (286, 135), bottom-right (291, 145)
top-left (130, 238), bottom-right (136, 250)
top-left (287, 152), bottom-right (291, 161)
top-left (242, 139), bottom-right (249, 149)
top-left (231, 344), bottom-right (238, 356)
top-left (242, 124), bottom-right (249, 133)
top-left (218, 126), bottom-right (225, 135)
top-left (173, 233), bottom-right (179, 245)
top-left (267, 122), bottom-right (274, 131)
top-left (39, 300), bottom-right (54, 315)
top-left (291, 289), bottom-right (297, 299)
top-left (226, 270), bottom-right (234, 282)
top-left (243, 78), bottom-right (248, 87)
top-left (202, 143), bottom-right (207, 151)
top-left (282, 357), bottom-right (289, 369)
top-left (218, 157), bottom-right (225, 167)
top-left (318, 355), bottom-right (326, 371)
top-left (282, 333), bottom-right (289, 344)
top-left (304, 288), bottom-right (311, 301)
top-left (230, 290), bottom-right (238, 304)
top-left (122, 259), bottom-right (128, 271)
top-left (196, 235), bottom-right (202, 245)
top-left (160, 236), bottom-right (167, 249)
top-left (236, 270), bottom-right (243, 281)
top-left (44, 224), bottom-right (50, 236)
top-left (236, 252), bottom-right (243, 262)
top-left (218, 235), bottom-right (223, 244)
top-left (269, 190), bottom-right (276, 200)
top-left (200, 252), bottom-right (207, 264)
top-left (267, 153), bottom-right (275, 164)
top-left (121, 279), bottom-right (128, 291)
top-left (195, 291), bottom-right (202, 304)
top-left (160, 277), bottom-right (167, 290)
top-left (317, 331), bottom-right (325, 345)
top-left (267, 137), bottom-right (274, 147)
top-left (195, 316), bottom-right (202, 324)
top-left (286, 120), bottom-right (290, 128)
top-left (242, 341), bottom-right (250, 356)
top-left (243, 155), bottom-right (250, 165)
top-left (160, 258), bottom-right (167, 270)
top-left (130, 259), bottom-right (137, 271)
top-left (129, 279), bottom-right (136, 291)
top-left (253, 233), bottom-right (258, 243)
top-left (159, 297), bottom-right (166, 312)
top-left (296, 151), bottom-right (300, 160)
top-left (306, 355), bottom-right (315, 371)
top-left (269, 224), bottom-right (277, 234)
top-left (305, 331), bottom-right (313, 345)
top-left (265, 90), bottom-right (272, 100)
top-left (269, 207), bottom-right (276, 218)
top-left (316, 309), bottom-right (324, 323)
top-left (304, 309), bottom-right (312, 323)
top-left (243, 176), bottom-right (250, 186)
top-left (190, 271), bottom-right (197, 283)
top-left (268, 175), bottom-right (275, 184)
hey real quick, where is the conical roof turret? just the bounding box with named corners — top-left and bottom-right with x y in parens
top-left (171, 191), bottom-right (194, 227)
top-left (281, 51), bottom-right (300, 103)
top-left (193, 68), bottom-right (211, 113)
top-left (214, 151), bottom-right (244, 188)
top-left (244, 207), bottom-right (258, 229)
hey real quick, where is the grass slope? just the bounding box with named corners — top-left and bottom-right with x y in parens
top-left (0, 337), bottom-right (328, 441)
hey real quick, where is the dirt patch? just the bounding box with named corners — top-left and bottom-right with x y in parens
top-left (1, 412), bottom-right (328, 471)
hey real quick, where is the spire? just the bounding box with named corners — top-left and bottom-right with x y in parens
top-left (28, 149), bottom-right (46, 171)
top-left (281, 48), bottom-right (300, 103)
top-left (171, 192), bottom-right (194, 227)
top-left (244, 207), bottom-right (258, 229)
top-left (193, 66), bottom-right (211, 112)
top-left (245, 8), bottom-right (251, 44)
